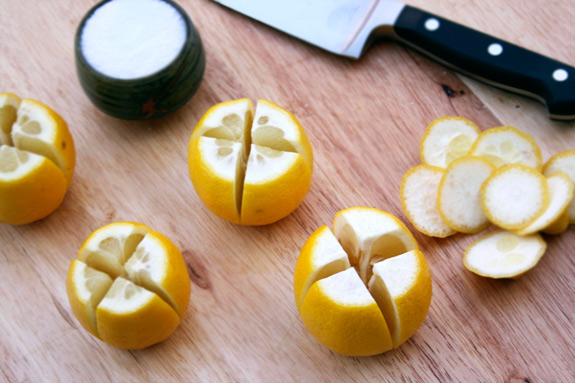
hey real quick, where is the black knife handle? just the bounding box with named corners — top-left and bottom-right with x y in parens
top-left (393, 5), bottom-right (575, 121)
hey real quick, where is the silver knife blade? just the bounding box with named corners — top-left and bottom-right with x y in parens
top-left (212, 0), bottom-right (405, 58)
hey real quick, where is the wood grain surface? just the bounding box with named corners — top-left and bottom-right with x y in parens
top-left (1, 0), bottom-right (574, 382)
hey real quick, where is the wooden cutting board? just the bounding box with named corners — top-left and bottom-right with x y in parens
top-left (1, 0), bottom-right (574, 381)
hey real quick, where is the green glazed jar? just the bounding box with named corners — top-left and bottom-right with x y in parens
top-left (75, 0), bottom-right (205, 120)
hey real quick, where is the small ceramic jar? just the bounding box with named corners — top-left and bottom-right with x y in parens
top-left (75, 0), bottom-right (205, 120)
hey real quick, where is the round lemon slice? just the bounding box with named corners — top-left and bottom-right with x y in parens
top-left (400, 165), bottom-right (457, 237)
top-left (543, 150), bottom-right (575, 224)
top-left (437, 156), bottom-right (495, 233)
top-left (188, 99), bottom-right (313, 225)
top-left (469, 126), bottom-right (542, 170)
top-left (514, 173), bottom-right (574, 236)
top-left (67, 222), bottom-right (191, 349)
top-left (419, 116), bottom-right (480, 168)
top-left (481, 164), bottom-right (549, 231)
top-left (463, 229), bottom-right (547, 279)
top-left (294, 207), bottom-right (431, 356)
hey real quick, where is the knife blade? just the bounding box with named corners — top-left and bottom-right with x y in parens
top-left (212, 0), bottom-right (575, 121)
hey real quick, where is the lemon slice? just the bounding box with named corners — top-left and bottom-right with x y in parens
top-left (515, 173), bottom-right (574, 236)
top-left (294, 207), bottom-right (431, 356)
top-left (481, 164), bottom-right (549, 231)
top-left (0, 94), bottom-right (75, 225)
top-left (67, 222), bottom-right (191, 349)
top-left (463, 229), bottom-right (547, 279)
top-left (437, 156), bottom-right (495, 233)
top-left (542, 210), bottom-right (570, 235)
top-left (419, 116), bottom-right (480, 168)
top-left (469, 126), bottom-right (542, 170)
top-left (400, 165), bottom-right (457, 237)
top-left (188, 99), bottom-right (313, 225)
top-left (543, 150), bottom-right (575, 224)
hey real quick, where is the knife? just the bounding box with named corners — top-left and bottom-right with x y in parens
top-left (212, 0), bottom-right (575, 121)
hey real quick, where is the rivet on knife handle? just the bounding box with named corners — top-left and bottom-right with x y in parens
top-left (392, 6), bottom-right (575, 121)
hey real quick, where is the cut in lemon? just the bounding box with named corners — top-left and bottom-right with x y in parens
top-left (437, 156), bottom-right (495, 233)
top-left (0, 94), bottom-right (75, 224)
top-left (463, 229), bottom-right (547, 279)
top-left (419, 116), bottom-right (480, 168)
top-left (188, 99), bottom-right (313, 226)
top-left (66, 222), bottom-right (191, 349)
top-left (543, 150), bottom-right (575, 224)
top-left (294, 207), bottom-right (431, 356)
top-left (481, 164), bottom-right (549, 231)
top-left (515, 173), bottom-right (574, 236)
top-left (400, 164), bottom-right (457, 238)
top-left (469, 126), bottom-right (542, 170)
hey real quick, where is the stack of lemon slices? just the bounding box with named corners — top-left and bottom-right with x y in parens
top-left (294, 207), bottom-right (432, 356)
top-left (188, 99), bottom-right (313, 226)
top-left (400, 117), bottom-right (574, 279)
top-left (0, 93), bottom-right (75, 225)
top-left (66, 222), bottom-right (191, 349)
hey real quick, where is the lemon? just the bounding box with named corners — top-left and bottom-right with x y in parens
top-left (437, 156), bottom-right (495, 233)
top-left (66, 222), bottom-right (191, 349)
top-left (294, 207), bottom-right (431, 356)
top-left (469, 126), bottom-right (542, 170)
top-left (543, 150), bottom-right (575, 224)
top-left (463, 229), bottom-right (547, 279)
top-left (481, 164), bottom-right (549, 231)
top-left (188, 99), bottom-right (313, 225)
top-left (400, 164), bottom-right (457, 238)
top-left (0, 93), bottom-right (75, 225)
top-left (419, 116), bottom-right (480, 168)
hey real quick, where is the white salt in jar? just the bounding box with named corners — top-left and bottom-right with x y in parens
top-left (75, 0), bottom-right (205, 120)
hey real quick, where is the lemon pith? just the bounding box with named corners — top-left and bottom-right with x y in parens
top-left (66, 222), bottom-right (191, 349)
top-left (188, 99), bottom-right (313, 225)
top-left (0, 93), bottom-right (75, 225)
top-left (294, 207), bottom-right (432, 356)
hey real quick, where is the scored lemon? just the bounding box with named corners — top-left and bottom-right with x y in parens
top-left (188, 99), bottom-right (313, 226)
top-left (294, 207), bottom-right (431, 356)
top-left (66, 222), bottom-right (191, 349)
top-left (0, 93), bottom-right (75, 225)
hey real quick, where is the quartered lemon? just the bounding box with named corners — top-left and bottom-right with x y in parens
top-left (419, 116), bottom-right (480, 168)
top-left (0, 93), bottom-right (75, 224)
top-left (66, 222), bottom-right (191, 349)
top-left (294, 207), bottom-right (432, 356)
top-left (188, 99), bottom-right (313, 226)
